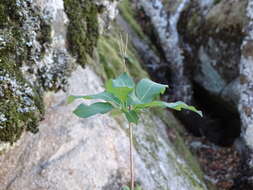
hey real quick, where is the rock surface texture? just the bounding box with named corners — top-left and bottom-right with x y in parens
top-left (125, 0), bottom-right (253, 187)
top-left (177, 0), bottom-right (253, 186)
top-left (0, 66), bottom-right (207, 190)
top-left (239, 0), bottom-right (253, 155)
top-left (138, 0), bottom-right (192, 103)
top-left (0, 0), bottom-right (209, 189)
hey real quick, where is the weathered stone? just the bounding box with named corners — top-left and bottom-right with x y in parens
top-left (0, 66), bottom-right (208, 190)
top-left (0, 0), bottom-right (101, 145)
top-left (238, 0), bottom-right (253, 171)
top-left (177, 0), bottom-right (253, 185)
top-left (138, 0), bottom-right (193, 103)
top-left (0, 0), bottom-right (210, 189)
top-left (179, 0), bottom-right (247, 104)
top-left (176, 0), bottom-right (245, 145)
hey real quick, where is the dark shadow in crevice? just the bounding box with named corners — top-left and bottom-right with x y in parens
top-left (175, 82), bottom-right (241, 147)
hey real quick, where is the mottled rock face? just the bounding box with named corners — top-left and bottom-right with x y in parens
top-left (0, 0), bottom-right (48, 143)
top-left (239, 0), bottom-right (253, 158)
top-left (179, 0), bottom-right (247, 109)
top-left (0, 66), bottom-right (208, 190)
top-left (0, 0), bottom-right (101, 145)
top-left (175, 0), bottom-right (247, 146)
top-left (138, 0), bottom-right (193, 103)
top-left (178, 0), bottom-right (253, 183)
top-left (0, 0), bottom-right (209, 189)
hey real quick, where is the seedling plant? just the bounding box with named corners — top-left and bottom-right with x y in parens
top-left (68, 34), bottom-right (202, 190)
top-left (68, 72), bottom-right (202, 190)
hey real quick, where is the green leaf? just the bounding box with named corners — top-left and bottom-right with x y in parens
top-left (127, 90), bottom-right (142, 106)
top-left (124, 110), bottom-right (139, 124)
top-left (135, 185), bottom-right (142, 190)
top-left (73, 102), bottom-right (114, 118)
top-left (163, 101), bottom-right (203, 117)
top-left (134, 101), bottom-right (202, 116)
top-left (110, 109), bottom-right (122, 116)
top-left (112, 72), bottom-right (134, 88)
top-left (84, 91), bottom-right (121, 107)
top-left (106, 79), bottom-right (133, 103)
top-left (122, 186), bottom-right (130, 190)
top-left (105, 73), bottom-right (135, 103)
top-left (121, 186), bottom-right (142, 190)
top-left (134, 101), bottom-right (165, 110)
top-left (67, 92), bottom-right (121, 107)
top-left (135, 79), bottom-right (168, 103)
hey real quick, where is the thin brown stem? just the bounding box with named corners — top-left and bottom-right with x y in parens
top-left (129, 122), bottom-right (134, 190)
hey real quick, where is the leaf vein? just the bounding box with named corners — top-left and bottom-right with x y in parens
top-left (139, 83), bottom-right (154, 101)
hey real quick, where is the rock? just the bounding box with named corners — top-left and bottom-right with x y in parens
top-left (0, 0), bottom-right (117, 146)
top-left (138, 0), bottom-right (193, 103)
top-left (119, 0), bottom-right (253, 187)
top-left (0, 66), bottom-right (208, 190)
top-left (238, 0), bottom-right (253, 167)
top-left (175, 0), bottom-right (247, 144)
top-left (0, 0), bottom-right (210, 189)
top-left (178, 0), bottom-right (253, 185)
top-left (179, 0), bottom-right (247, 110)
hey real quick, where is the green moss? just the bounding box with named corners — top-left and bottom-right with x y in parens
top-left (63, 0), bottom-right (99, 67)
top-left (187, 13), bottom-right (201, 35)
top-left (0, 0), bottom-right (46, 144)
top-left (118, 0), bottom-right (146, 40)
top-left (0, 0), bottom-right (21, 28)
top-left (37, 18), bottom-right (52, 58)
top-left (214, 0), bottom-right (222, 5)
top-left (0, 4), bottom-right (7, 25)
top-left (0, 1), bottom-right (21, 55)
top-left (96, 25), bottom-right (148, 81)
top-left (0, 58), bottom-right (44, 143)
top-left (0, 1), bottom-right (35, 63)
top-left (97, 36), bottom-right (125, 79)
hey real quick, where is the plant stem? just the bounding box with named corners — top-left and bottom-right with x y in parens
top-left (129, 122), bottom-right (134, 190)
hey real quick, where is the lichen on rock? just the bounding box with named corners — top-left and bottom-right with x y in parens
top-left (0, 0), bottom-right (47, 144)
top-left (0, 58), bottom-right (44, 143)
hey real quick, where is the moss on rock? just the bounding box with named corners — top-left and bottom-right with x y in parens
top-left (63, 0), bottom-right (99, 67)
top-left (96, 24), bottom-right (148, 81)
top-left (0, 58), bottom-right (44, 143)
top-left (0, 0), bottom-right (46, 144)
top-left (0, 0), bottom-right (22, 27)
top-left (205, 0), bottom-right (247, 38)
top-left (0, 0), bottom-right (26, 61)
top-left (118, 0), bottom-right (146, 40)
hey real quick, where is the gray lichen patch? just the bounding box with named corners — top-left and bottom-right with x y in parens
top-left (0, 0), bottom-right (51, 63)
top-left (0, 0), bottom-right (103, 145)
top-left (36, 50), bottom-right (75, 91)
top-left (0, 0), bottom-right (51, 144)
top-left (0, 0), bottom-right (101, 144)
top-left (0, 58), bottom-right (44, 143)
